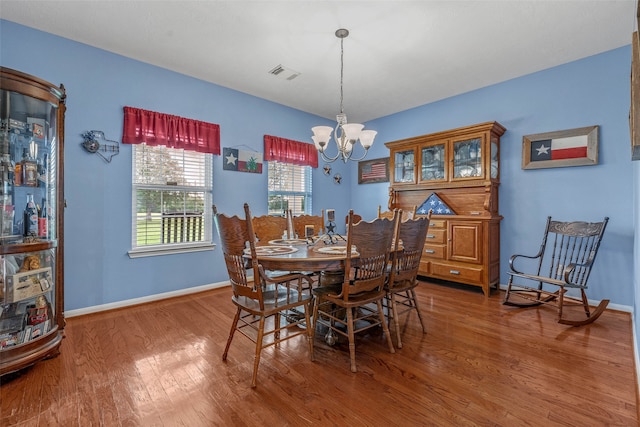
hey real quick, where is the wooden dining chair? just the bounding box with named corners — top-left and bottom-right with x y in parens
top-left (312, 210), bottom-right (397, 373)
top-left (288, 209), bottom-right (325, 239)
top-left (378, 205), bottom-right (416, 221)
top-left (213, 203), bottom-right (314, 387)
top-left (344, 213), bottom-right (363, 225)
top-left (252, 214), bottom-right (289, 242)
top-left (385, 210), bottom-right (432, 348)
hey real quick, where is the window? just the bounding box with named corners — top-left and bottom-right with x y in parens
top-left (267, 160), bottom-right (312, 216)
top-left (129, 143), bottom-right (213, 257)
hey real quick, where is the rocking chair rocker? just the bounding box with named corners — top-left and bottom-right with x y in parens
top-left (503, 216), bottom-right (609, 326)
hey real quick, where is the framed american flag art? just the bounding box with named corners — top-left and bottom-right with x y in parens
top-left (358, 157), bottom-right (390, 184)
top-left (522, 125), bottom-right (599, 170)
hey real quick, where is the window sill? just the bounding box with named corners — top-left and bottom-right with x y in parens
top-left (128, 242), bottom-right (215, 258)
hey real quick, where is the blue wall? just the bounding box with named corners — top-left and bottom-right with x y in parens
top-left (359, 46), bottom-right (635, 306)
top-left (1, 21), bottom-right (635, 315)
top-left (0, 20), bottom-right (350, 310)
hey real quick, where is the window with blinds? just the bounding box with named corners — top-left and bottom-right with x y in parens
top-left (130, 143), bottom-right (213, 256)
top-left (267, 161), bottom-right (312, 216)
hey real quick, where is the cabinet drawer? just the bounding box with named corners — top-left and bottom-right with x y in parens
top-left (424, 228), bottom-right (446, 244)
top-left (430, 262), bottom-right (483, 284)
top-left (422, 244), bottom-right (445, 259)
top-left (428, 219), bottom-right (447, 229)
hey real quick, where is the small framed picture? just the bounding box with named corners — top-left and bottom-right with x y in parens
top-left (358, 157), bottom-right (390, 184)
top-left (522, 126), bottom-right (599, 170)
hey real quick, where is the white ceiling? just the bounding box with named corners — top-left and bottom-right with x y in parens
top-left (1, 1), bottom-right (637, 123)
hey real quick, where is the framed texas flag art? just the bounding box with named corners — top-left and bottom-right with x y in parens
top-left (522, 125), bottom-right (598, 170)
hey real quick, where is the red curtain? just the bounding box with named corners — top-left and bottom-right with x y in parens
top-left (122, 106), bottom-right (220, 155)
top-left (264, 135), bottom-right (318, 168)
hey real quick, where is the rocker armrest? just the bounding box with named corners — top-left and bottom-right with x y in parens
top-left (562, 257), bottom-right (595, 288)
top-left (508, 252), bottom-right (542, 275)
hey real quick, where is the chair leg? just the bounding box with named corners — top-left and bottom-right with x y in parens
top-left (557, 287), bottom-right (565, 323)
top-left (580, 289), bottom-right (591, 318)
top-left (410, 288), bottom-right (427, 334)
top-left (222, 307), bottom-right (241, 361)
top-left (305, 301), bottom-right (315, 362)
top-left (346, 307), bottom-right (357, 373)
top-left (377, 300), bottom-right (395, 355)
top-left (251, 316), bottom-right (266, 388)
top-left (311, 295), bottom-right (320, 332)
top-left (274, 311), bottom-right (281, 343)
top-left (503, 275), bottom-right (514, 303)
top-left (390, 293), bottom-right (403, 349)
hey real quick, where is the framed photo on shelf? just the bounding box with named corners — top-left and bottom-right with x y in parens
top-left (358, 157), bottom-right (390, 184)
top-left (522, 126), bottom-right (599, 170)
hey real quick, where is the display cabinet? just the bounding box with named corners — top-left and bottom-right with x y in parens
top-left (385, 122), bottom-right (505, 297)
top-left (0, 67), bottom-right (65, 375)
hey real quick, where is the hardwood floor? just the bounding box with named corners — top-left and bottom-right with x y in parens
top-left (1, 280), bottom-right (638, 426)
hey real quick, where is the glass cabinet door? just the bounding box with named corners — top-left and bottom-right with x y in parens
top-left (452, 137), bottom-right (483, 179)
top-left (393, 149), bottom-right (415, 183)
top-left (0, 89), bottom-right (57, 244)
top-left (420, 143), bottom-right (446, 182)
top-left (0, 84), bottom-right (59, 351)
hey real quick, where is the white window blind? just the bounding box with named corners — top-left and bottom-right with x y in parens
top-left (129, 143), bottom-right (213, 257)
top-left (267, 161), bottom-right (312, 216)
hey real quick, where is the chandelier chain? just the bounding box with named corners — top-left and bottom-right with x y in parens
top-left (340, 36), bottom-right (344, 115)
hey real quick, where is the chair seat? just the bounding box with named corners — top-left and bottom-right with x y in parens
top-left (233, 287), bottom-right (312, 314)
top-left (316, 286), bottom-right (387, 308)
top-left (384, 279), bottom-right (417, 293)
top-left (508, 271), bottom-right (584, 289)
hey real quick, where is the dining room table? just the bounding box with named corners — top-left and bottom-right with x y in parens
top-left (247, 235), bottom-right (353, 274)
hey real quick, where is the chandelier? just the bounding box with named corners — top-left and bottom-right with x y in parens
top-left (311, 29), bottom-right (377, 163)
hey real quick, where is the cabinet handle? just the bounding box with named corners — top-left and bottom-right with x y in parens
top-left (449, 270), bottom-right (460, 275)
top-left (426, 234), bottom-right (435, 239)
top-left (425, 249), bottom-right (435, 254)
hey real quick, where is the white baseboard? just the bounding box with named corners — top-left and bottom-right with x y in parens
top-left (64, 280), bottom-right (231, 318)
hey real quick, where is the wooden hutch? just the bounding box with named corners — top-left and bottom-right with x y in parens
top-left (385, 122), bottom-right (505, 297)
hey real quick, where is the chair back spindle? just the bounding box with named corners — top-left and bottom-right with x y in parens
top-left (538, 218), bottom-right (608, 288)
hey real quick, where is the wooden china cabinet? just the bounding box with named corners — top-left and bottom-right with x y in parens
top-left (0, 67), bottom-right (66, 375)
top-left (385, 122), bottom-right (505, 297)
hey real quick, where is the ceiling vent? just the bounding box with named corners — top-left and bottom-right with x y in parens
top-left (268, 64), bottom-right (300, 81)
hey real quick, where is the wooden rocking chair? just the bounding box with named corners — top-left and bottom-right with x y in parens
top-left (503, 216), bottom-right (609, 326)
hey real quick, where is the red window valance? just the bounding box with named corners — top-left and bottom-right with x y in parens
top-left (264, 135), bottom-right (318, 168)
top-left (122, 106), bottom-right (221, 155)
